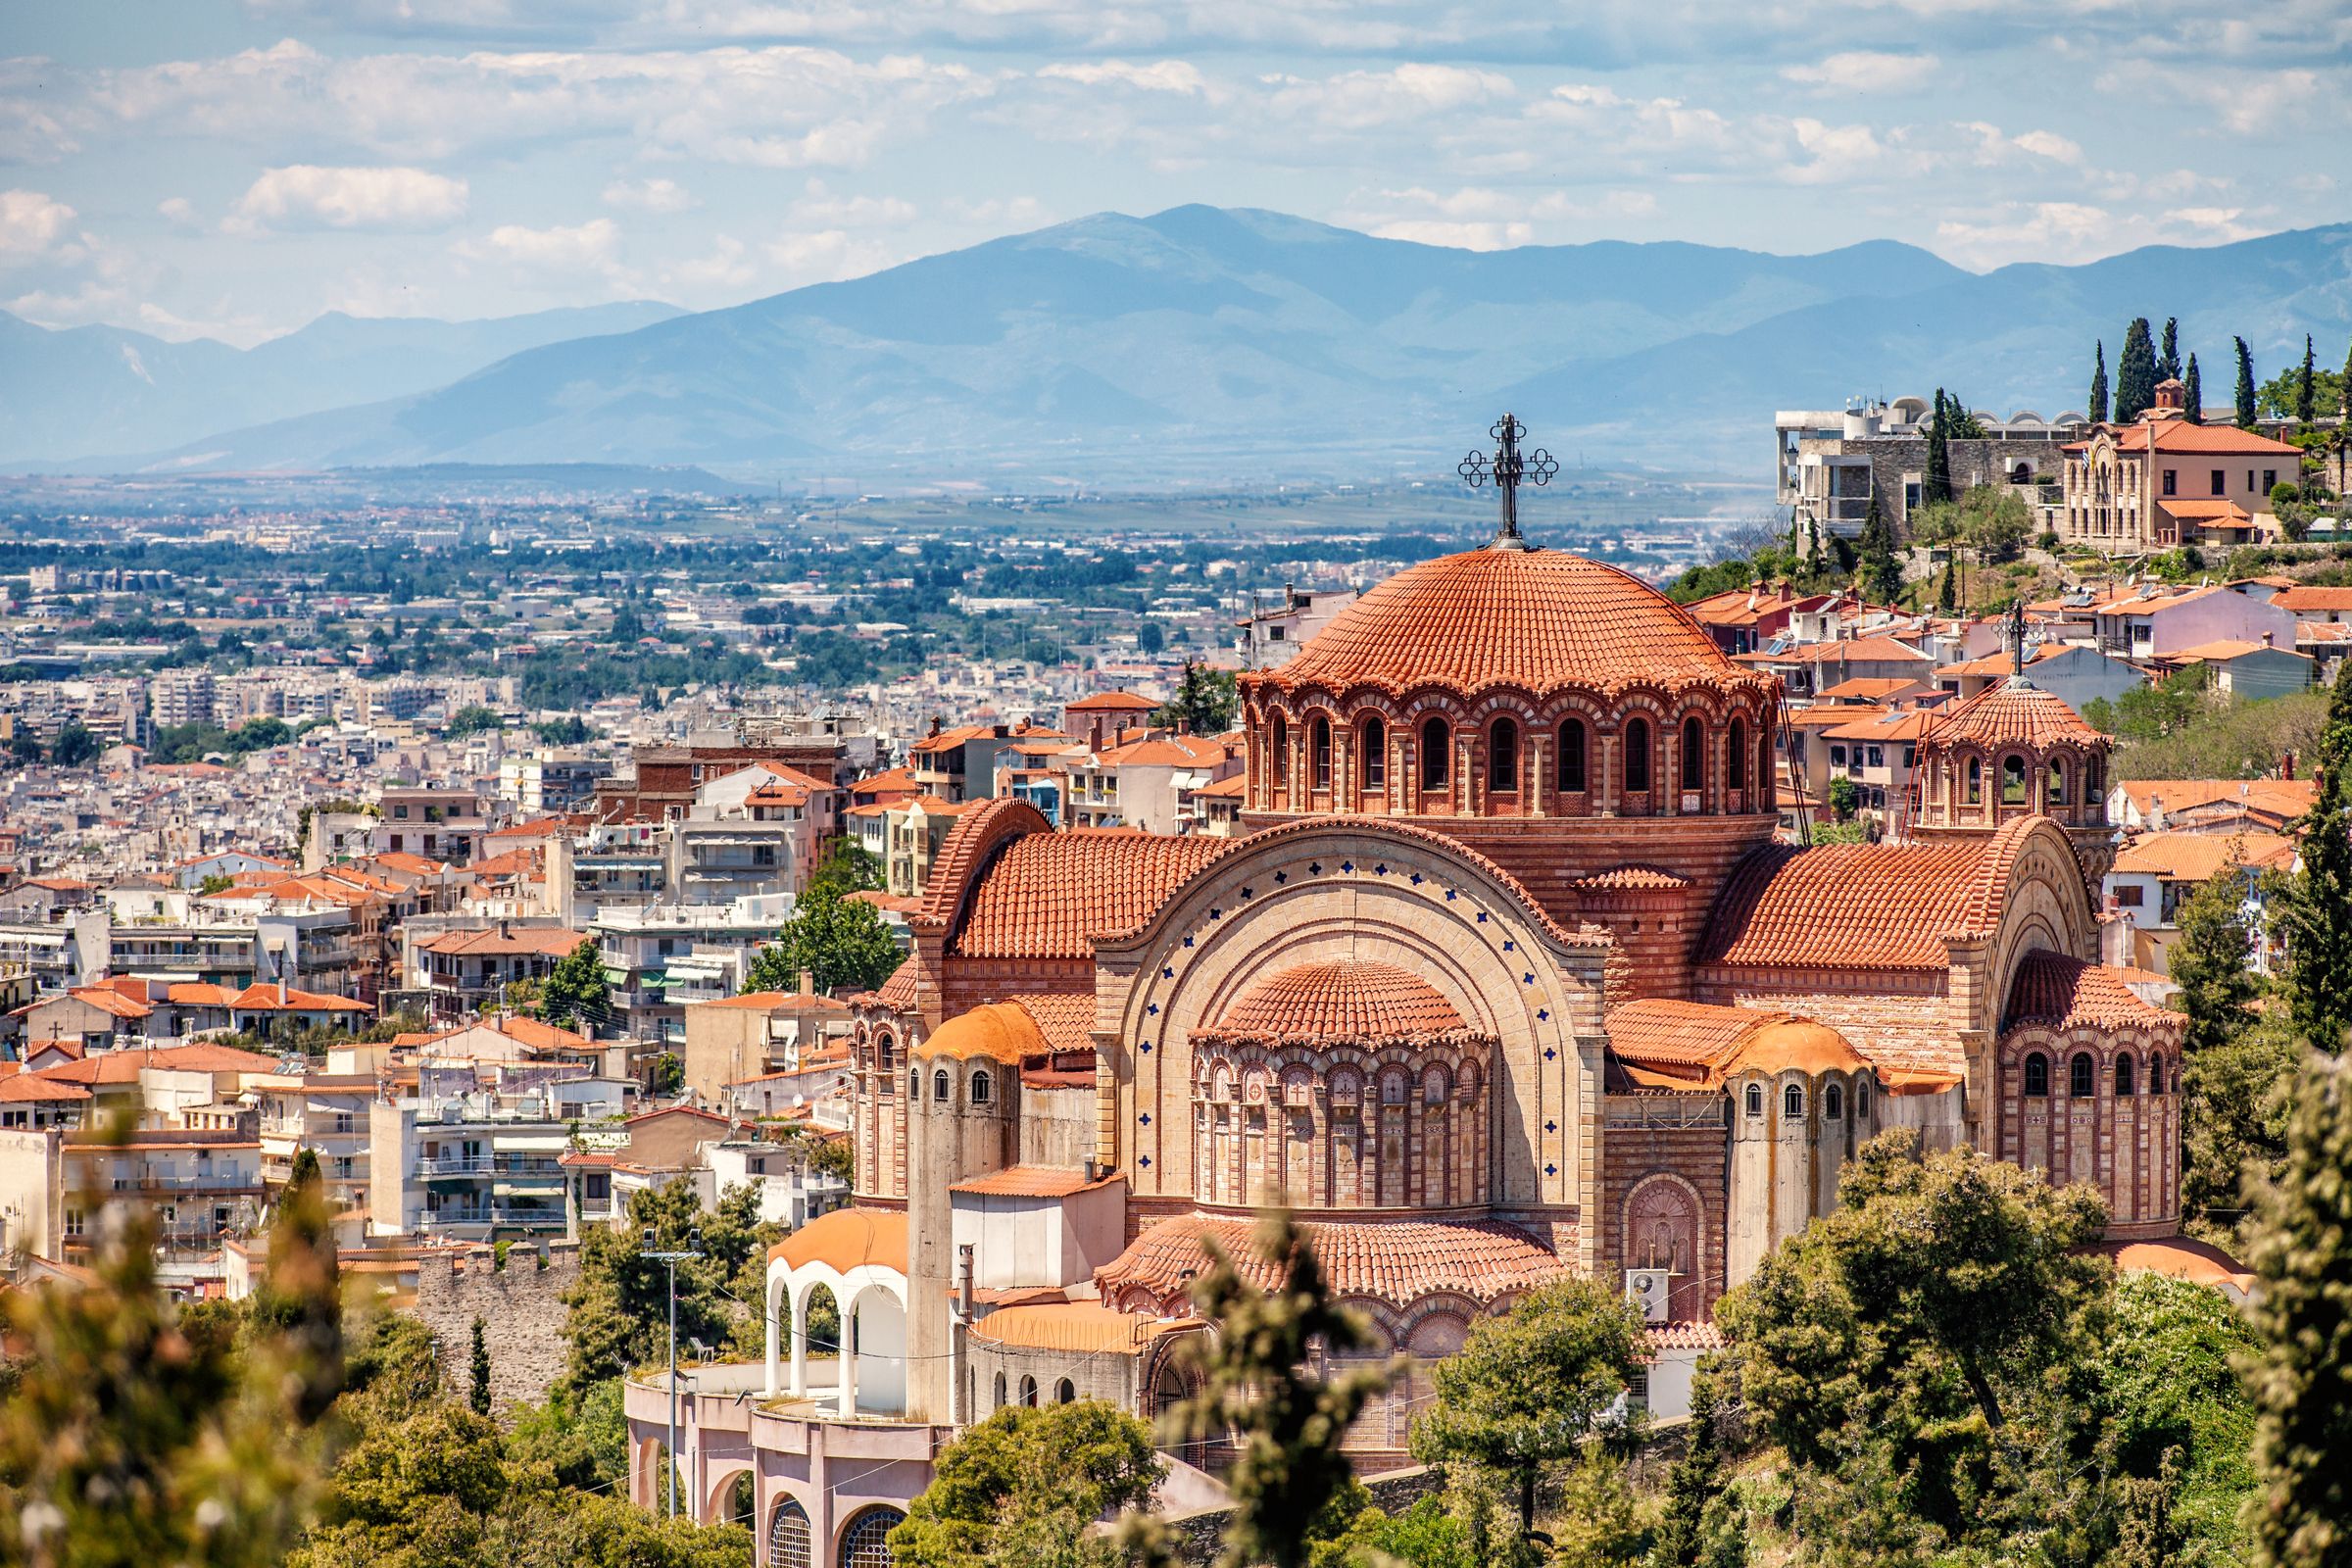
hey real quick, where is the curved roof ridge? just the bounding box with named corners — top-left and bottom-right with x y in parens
top-left (2004, 949), bottom-right (2183, 1033)
top-left (1700, 833), bottom-right (2012, 971)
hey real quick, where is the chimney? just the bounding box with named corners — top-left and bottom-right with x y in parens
top-left (798, 969), bottom-right (813, 998)
top-left (956, 1244), bottom-right (975, 1318)
top-left (2264, 630), bottom-right (2276, 648)
top-left (2283, 750), bottom-right (2297, 780)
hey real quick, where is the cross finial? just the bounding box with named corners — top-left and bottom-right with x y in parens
top-left (2010, 598), bottom-right (2029, 680)
top-left (1457, 413), bottom-right (1558, 550)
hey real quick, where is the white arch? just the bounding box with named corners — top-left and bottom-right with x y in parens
top-left (763, 1253), bottom-right (910, 1416)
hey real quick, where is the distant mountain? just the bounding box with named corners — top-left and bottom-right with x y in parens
top-left (26, 207), bottom-right (2352, 478)
top-left (0, 300), bottom-right (683, 467)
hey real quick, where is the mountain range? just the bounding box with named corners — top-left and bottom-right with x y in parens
top-left (11, 206), bottom-right (2350, 479)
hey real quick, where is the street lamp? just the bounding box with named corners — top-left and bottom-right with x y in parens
top-left (645, 1226), bottom-right (705, 1520)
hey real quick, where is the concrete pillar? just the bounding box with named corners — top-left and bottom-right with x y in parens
top-left (838, 1300), bottom-right (858, 1417)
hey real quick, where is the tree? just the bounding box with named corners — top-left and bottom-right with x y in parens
top-left (2091, 339), bottom-right (2111, 424)
top-left (1717, 1130), bottom-right (2112, 1560)
top-left (1827, 774), bottom-right (1860, 822)
top-left (2280, 656), bottom-right (2352, 1054)
top-left (469, 1319), bottom-right (493, 1416)
top-left (537, 938), bottom-right (609, 1032)
top-left (745, 886), bottom-right (903, 997)
top-left (2237, 336), bottom-right (2261, 429)
top-left (445, 705), bottom-right (503, 738)
top-left (2160, 316), bottom-right (2181, 383)
top-left (198, 871), bottom-right (236, 896)
top-left (560, 1178), bottom-right (781, 1394)
top-left (1853, 495), bottom-right (1902, 604)
top-left (1155, 661), bottom-right (1240, 732)
top-left (1147, 1212), bottom-right (1400, 1568)
top-left (2118, 316), bottom-right (2159, 422)
top-left (891, 1401), bottom-right (1164, 1568)
top-left (1925, 387), bottom-right (1953, 503)
top-left (2172, 849), bottom-right (2260, 1063)
top-left (2171, 856), bottom-right (2296, 1240)
top-left (1411, 1277), bottom-right (1646, 1544)
top-left (2343, 333), bottom-right (2352, 422)
top-left (1649, 1373), bottom-right (1745, 1568)
top-left (2295, 333), bottom-right (2319, 425)
top-left (49, 719), bottom-right (100, 767)
top-left (1937, 558), bottom-right (1958, 612)
top-left (803, 839), bottom-right (884, 904)
top-left (2183, 352), bottom-right (2204, 423)
top-left (2242, 1049), bottom-right (2352, 1568)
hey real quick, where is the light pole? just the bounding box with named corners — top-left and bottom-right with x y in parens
top-left (645, 1226), bottom-right (704, 1520)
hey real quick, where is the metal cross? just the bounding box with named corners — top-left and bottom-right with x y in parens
top-left (1457, 413), bottom-right (1558, 549)
top-left (2009, 597), bottom-right (2029, 679)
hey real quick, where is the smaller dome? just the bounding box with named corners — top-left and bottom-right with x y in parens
top-left (916, 1002), bottom-right (1049, 1063)
top-left (1727, 1018), bottom-right (1869, 1078)
top-left (1211, 959), bottom-right (1467, 1043)
top-left (770, 1207), bottom-right (906, 1274)
top-left (1926, 676), bottom-right (2106, 753)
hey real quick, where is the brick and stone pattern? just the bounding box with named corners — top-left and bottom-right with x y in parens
top-left (406, 1241), bottom-right (580, 1409)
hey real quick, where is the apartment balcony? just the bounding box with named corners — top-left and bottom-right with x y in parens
top-left (107, 1172), bottom-right (268, 1195)
top-left (416, 1204), bottom-right (566, 1232)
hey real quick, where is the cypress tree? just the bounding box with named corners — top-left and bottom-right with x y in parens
top-left (2242, 1049), bottom-right (2352, 1568)
top-left (2159, 316), bottom-right (2181, 382)
top-left (1937, 559), bottom-right (1958, 612)
top-left (1926, 386), bottom-right (1952, 503)
top-left (2297, 333), bottom-right (2318, 425)
top-left (2182, 353), bottom-right (2203, 423)
top-left (2173, 850), bottom-right (2259, 1062)
top-left (2283, 656), bottom-right (2352, 1054)
top-left (2117, 317), bottom-right (2158, 422)
top-left (2089, 340), bottom-right (2109, 424)
top-left (1805, 518), bottom-right (1825, 577)
top-left (1856, 494), bottom-right (1902, 603)
top-left (1652, 1373), bottom-right (1743, 1568)
top-left (2236, 336), bottom-right (2260, 429)
top-left (469, 1316), bottom-right (492, 1414)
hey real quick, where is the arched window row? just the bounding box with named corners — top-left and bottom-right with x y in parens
top-left (2016, 1046), bottom-right (2175, 1099)
top-left (1191, 1044), bottom-right (1491, 1209)
top-left (1737, 1071), bottom-right (1874, 1123)
top-left (1930, 743), bottom-right (2108, 828)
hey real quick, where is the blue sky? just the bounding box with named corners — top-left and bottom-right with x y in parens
top-left (3, 0), bottom-right (2344, 346)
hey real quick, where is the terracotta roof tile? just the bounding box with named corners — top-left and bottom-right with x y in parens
top-left (1094, 1215), bottom-right (1566, 1307)
top-left (1066, 690), bottom-right (1159, 712)
top-left (2005, 952), bottom-right (2184, 1032)
top-left (950, 829), bottom-right (1226, 959)
top-left (1200, 959), bottom-right (1468, 1045)
top-left (2110, 831), bottom-right (2295, 880)
top-left (970, 1301), bottom-right (1197, 1354)
top-left (949, 1164), bottom-right (1121, 1199)
top-left (2275, 586), bottom-right (2352, 613)
top-left (1700, 826), bottom-right (2028, 971)
top-left (1698, 984), bottom-right (1967, 1079)
top-left (2066, 418), bottom-right (2300, 456)
top-left (416, 925), bottom-right (589, 956)
top-left (1920, 675), bottom-right (2105, 753)
top-left (1606, 999), bottom-right (1868, 1085)
top-left (768, 1207), bottom-right (906, 1274)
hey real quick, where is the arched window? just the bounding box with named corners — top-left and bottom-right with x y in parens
top-left (2024, 1053), bottom-right (2049, 1097)
top-left (1489, 716), bottom-right (1519, 793)
top-left (932, 1068), bottom-right (950, 1102)
top-left (841, 1507), bottom-right (906, 1568)
top-left (2001, 755), bottom-right (2028, 805)
top-left (1758, 732), bottom-right (1774, 805)
top-left (1681, 716), bottom-right (1705, 792)
top-left (1270, 714), bottom-right (1289, 787)
top-left (1055, 1378), bottom-right (1077, 1404)
top-left (2086, 755), bottom-right (2103, 799)
top-left (1360, 716), bottom-right (1386, 787)
top-left (1558, 719), bottom-right (1588, 792)
top-left (1966, 757), bottom-right (1983, 805)
top-left (1625, 717), bottom-right (1651, 793)
top-left (907, 1067), bottom-right (919, 1098)
top-left (1854, 1080), bottom-right (1870, 1118)
top-left (993, 1372), bottom-right (1006, 1410)
top-left (2047, 759), bottom-right (2068, 806)
top-left (2070, 1052), bottom-right (2095, 1098)
top-left (2150, 1055), bottom-right (2167, 1094)
top-left (1019, 1375), bottom-right (1038, 1406)
top-left (2115, 1054), bottom-right (2135, 1097)
top-left (1311, 715), bottom-right (1333, 790)
top-left (1784, 1083), bottom-right (1805, 1117)
top-left (1744, 1083), bottom-right (1764, 1117)
top-left (769, 1498), bottom-right (813, 1568)
top-left (970, 1069), bottom-right (991, 1105)
top-left (1824, 1082), bottom-right (1844, 1119)
top-left (1420, 717), bottom-right (1450, 790)
top-left (1728, 717), bottom-right (1748, 791)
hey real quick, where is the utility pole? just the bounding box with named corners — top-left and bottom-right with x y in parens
top-left (645, 1226), bottom-right (705, 1520)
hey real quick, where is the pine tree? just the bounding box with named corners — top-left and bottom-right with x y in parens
top-left (2242, 1049), bottom-right (2352, 1568)
top-left (469, 1316), bottom-right (493, 1415)
top-left (2090, 340), bottom-right (2110, 424)
top-left (1650, 1373), bottom-right (1744, 1568)
top-left (2297, 334), bottom-right (2318, 425)
top-left (1856, 494), bottom-right (1903, 603)
top-left (2118, 317), bottom-right (2158, 422)
top-left (2236, 336), bottom-right (2260, 429)
top-left (2183, 353), bottom-right (2203, 424)
top-left (1937, 559), bottom-right (1958, 613)
top-left (2283, 656), bottom-right (2352, 1054)
top-left (2160, 316), bottom-right (2181, 382)
top-left (2173, 851), bottom-right (2259, 1062)
top-left (1926, 387), bottom-right (1953, 503)
top-left (1805, 518), bottom-right (1825, 577)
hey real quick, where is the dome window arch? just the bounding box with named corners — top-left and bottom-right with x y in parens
top-left (1311, 714), bottom-right (1334, 791)
top-left (2069, 1052), bottom-right (2096, 1098)
top-left (1557, 717), bottom-right (1588, 793)
top-left (1420, 716), bottom-right (1451, 791)
top-left (2023, 1053), bottom-right (2049, 1097)
top-left (1967, 757), bottom-right (1984, 805)
top-left (970, 1069), bottom-right (992, 1106)
top-left (2001, 754), bottom-right (2029, 805)
top-left (1854, 1079), bottom-right (1870, 1118)
top-left (2047, 758), bottom-right (2069, 807)
top-left (1270, 713), bottom-right (1289, 788)
top-left (1055, 1378), bottom-right (1077, 1404)
top-left (1824, 1082), bottom-right (1843, 1119)
top-left (1019, 1375), bottom-right (1038, 1406)
top-left (2114, 1054), bottom-right (2135, 1097)
top-left (1727, 716), bottom-right (1748, 793)
top-left (932, 1068), bottom-right (951, 1102)
top-left (1681, 715), bottom-right (1705, 794)
top-left (1625, 717), bottom-right (1652, 794)
top-left (993, 1372), bottom-right (1006, 1409)
top-left (1360, 715), bottom-right (1387, 788)
top-left (1489, 715), bottom-right (1520, 794)
top-left (1783, 1082), bottom-right (1805, 1118)
top-left (1744, 1083), bottom-right (1764, 1117)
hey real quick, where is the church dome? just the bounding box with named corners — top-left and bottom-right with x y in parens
top-left (1924, 675), bottom-right (2107, 753)
top-left (1254, 544), bottom-right (1752, 698)
top-left (1204, 959), bottom-right (1474, 1045)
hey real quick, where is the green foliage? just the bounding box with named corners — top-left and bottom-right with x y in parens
top-left (890, 1401), bottom-right (1164, 1568)
top-left (444, 706), bottom-right (504, 739)
top-left (1412, 1276), bottom-right (1646, 1546)
top-left (2160, 318), bottom-right (2181, 383)
top-left (651, 1052), bottom-right (684, 1096)
top-left (559, 1178), bottom-right (781, 1395)
top-left (50, 719), bottom-right (101, 766)
top-left (1826, 775), bottom-right (1860, 822)
top-left (1926, 388), bottom-right (1953, 504)
top-left (2083, 665), bottom-right (2329, 782)
top-left (2236, 336), bottom-right (2259, 430)
top-left (744, 883), bottom-right (903, 997)
top-left (1649, 1375), bottom-right (1745, 1568)
top-left (531, 716), bottom-right (592, 746)
top-left (1853, 495), bottom-right (1902, 604)
top-left (467, 1320), bottom-right (492, 1416)
top-left (1155, 660), bottom-right (1240, 733)
top-left (2183, 351), bottom-right (2204, 423)
top-left (537, 939), bottom-right (609, 1031)
top-left (199, 871), bottom-right (237, 895)
top-left (1309, 1494), bottom-right (1478, 1568)
top-left (149, 716), bottom-right (298, 764)
top-left (804, 839), bottom-right (884, 903)
top-left (2183, 1003), bottom-right (2299, 1249)
top-left (2279, 656), bottom-right (2352, 1053)
top-left (1717, 1130), bottom-right (2113, 1561)
top-left (2099, 1272), bottom-right (2260, 1564)
top-left (2119, 317), bottom-right (2159, 422)
top-left (2242, 1049), bottom-right (2352, 1568)
top-left (2091, 339), bottom-right (2110, 425)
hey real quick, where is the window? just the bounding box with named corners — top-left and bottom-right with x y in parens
top-left (1855, 1081), bottom-right (1870, 1118)
top-left (2070, 1052), bottom-right (2095, 1098)
top-left (2001, 755), bottom-right (2028, 805)
top-left (970, 1070), bottom-right (991, 1105)
top-left (2047, 760), bottom-right (2068, 806)
top-left (1361, 717), bottom-right (1386, 787)
top-left (1681, 716), bottom-right (1705, 792)
top-left (1831, 744), bottom-right (1847, 768)
top-left (1784, 1083), bottom-right (1805, 1117)
top-left (768, 1499), bottom-right (813, 1568)
top-left (64, 1207), bottom-right (84, 1238)
top-left (2115, 1054), bottom-right (2135, 1097)
top-left (841, 1507), bottom-right (907, 1568)
top-left (1019, 1376), bottom-right (1038, 1406)
top-left (1744, 1084), bottom-right (1764, 1117)
top-left (2264, 468), bottom-right (2278, 494)
top-left (1967, 758), bottom-right (1983, 804)
top-left (1420, 717), bottom-right (1450, 790)
top-left (2024, 1053), bottom-right (2049, 1097)
top-left (1489, 716), bottom-right (1519, 793)
top-left (2161, 468), bottom-right (2176, 497)
top-left (993, 1373), bottom-right (1007, 1410)
top-left (1867, 746), bottom-right (1885, 769)
top-left (1270, 714), bottom-right (1289, 786)
top-left (1824, 1083), bottom-right (1844, 1119)
top-left (1311, 716), bottom-right (1333, 790)
top-left (2211, 468), bottom-right (2226, 497)
top-left (1728, 718), bottom-right (1748, 791)
top-left (1625, 718), bottom-right (1651, 793)
top-left (1558, 719), bottom-right (1588, 792)
top-left (1055, 1378), bottom-right (1077, 1404)
top-left (932, 1069), bottom-right (950, 1102)
top-left (2150, 1055), bottom-right (2166, 1094)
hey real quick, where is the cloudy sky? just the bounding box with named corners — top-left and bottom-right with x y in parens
top-left (4, 0), bottom-right (2345, 346)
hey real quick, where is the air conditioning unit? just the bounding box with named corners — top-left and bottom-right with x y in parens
top-left (1624, 1267), bottom-right (1672, 1324)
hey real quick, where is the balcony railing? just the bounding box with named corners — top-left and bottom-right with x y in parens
top-left (416, 1205), bottom-right (566, 1230)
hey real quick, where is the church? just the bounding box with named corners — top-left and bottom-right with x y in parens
top-left (629, 426), bottom-right (2184, 1565)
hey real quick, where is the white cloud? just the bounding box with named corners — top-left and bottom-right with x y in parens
top-left (659, 233), bottom-right (757, 293)
top-left (790, 179), bottom-right (917, 227)
top-left (1782, 51), bottom-right (1939, 94)
top-left (228, 165), bottom-right (468, 231)
top-left (1261, 63), bottom-right (1511, 132)
top-left (476, 216), bottom-right (622, 271)
top-left (764, 226), bottom-right (899, 283)
top-left (602, 176), bottom-right (697, 212)
top-left (157, 195), bottom-right (203, 228)
top-left (1037, 60), bottom-right (1204, 94)
top-left (0, 189), bottom-right (75, 259)
top-left (1933, 198), bottom-right (2263, 268)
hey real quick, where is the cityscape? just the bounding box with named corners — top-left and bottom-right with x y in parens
top-left (5, 5), bottom-right (2352, 1568)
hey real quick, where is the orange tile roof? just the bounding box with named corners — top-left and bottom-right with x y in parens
top-left (225, 984), bottom-right (368, 1012)
top-left (2067, 418), bottom-right (2300, 456)
top-left (968, 1301), bottom-right (1195, 1355)
top-left (1250, 545), bottom-right (1771, 700)
top-left (2169, 638), bottom-right (2302, 662)
top-left (2094, 1235), bottom-right (2252, 1292)
top-left (416, 925), bottom-right (588, 956)
top-left (2115, 779), bottom-right (2314, 820)
top-left (768, 1207), bottom-right (906, 1274)
top-left (697, 989), bottom-right (850, 1013)
top-left (2157, 499), bottom-right (2252, 523)
top-left (35, 1042), bottom-right (283, 1085)
top-left (949, 1164), bottom-right (1122, 1200)
top-left (1921, 676), bottom-right (2104, 752)
top-left (1202, 959), bottom-right (1469, 1044)
top-left (1066, 690), bottom-right (1158, 712)
top-left (57, 987), bottom-right (152, 1020)
top-left (2004, 952), bottom-right (2182, 1032)
top-left (2109, 831), bottom-right (2295, 881)
top-left (1192, 774), bottom-right (1249, 798)
top-left (1818, 676), bottom-right (1932, 701)
top-left (916, 1001), bottom-right (1052, 1064)
top-left (1095, 1215), bottom-right (1566, 1307)
top-left (0, 1075), bottom-right (92, 1102)
top-left (949, 829), bottom-right (1226, 959)
top-left (1700, 826), bottom-right (2026, 971)
top-left (1606, 999), bottom-right (1867, 1086)
top-left (2275, 586), bottom-right (2352, 613)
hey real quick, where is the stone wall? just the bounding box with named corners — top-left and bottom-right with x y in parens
top-left (405, 1239), bottom-right (580, 1409)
